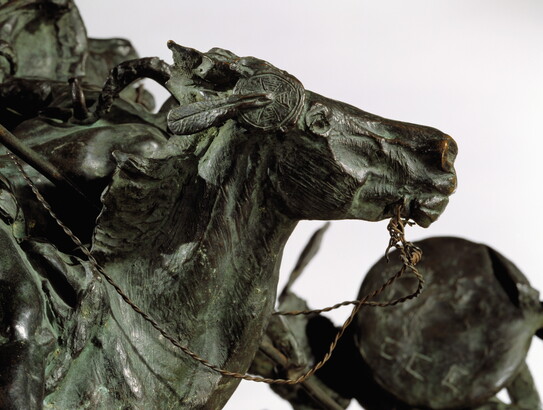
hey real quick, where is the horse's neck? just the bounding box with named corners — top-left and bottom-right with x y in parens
top-left (195, 159), bottom-right (295, 285)
top-left (94, 142), bottom-right (296, 367)
top-left (165, 146), bottom-right (297, 323)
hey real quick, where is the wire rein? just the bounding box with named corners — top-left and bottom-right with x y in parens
top-left (9, 153), bottom-right (423, 385)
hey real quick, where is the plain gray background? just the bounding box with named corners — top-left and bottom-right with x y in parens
top-left (77, 1), bottom-right (542, 408)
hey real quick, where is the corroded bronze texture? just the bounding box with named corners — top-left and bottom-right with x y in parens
top-left (355, 237), bottom-right (543, 409)
top-left (0, 1), bottom-right (457, 408)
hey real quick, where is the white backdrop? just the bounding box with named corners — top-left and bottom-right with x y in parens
top-left (77, 1), bottom-right (543, 409)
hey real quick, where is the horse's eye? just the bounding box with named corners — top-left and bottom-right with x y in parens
top-left (305, 103), bottom-right (331, 136)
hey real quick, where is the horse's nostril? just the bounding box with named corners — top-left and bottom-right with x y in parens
top-left (440, 135), bottom-right (458, 173)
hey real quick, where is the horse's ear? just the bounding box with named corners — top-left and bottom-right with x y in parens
top-left (167, 41), bottom-right (202, 71)
top-left (167, 94), bottom-right (271, 135)
top-left (305, 103), bottom-right (332, 136)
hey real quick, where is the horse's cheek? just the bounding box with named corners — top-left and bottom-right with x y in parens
top-left (272, 144), bottom-right (356, 220)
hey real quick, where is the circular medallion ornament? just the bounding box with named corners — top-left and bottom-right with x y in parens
top-left (233, 72), bottom-right (305, 131)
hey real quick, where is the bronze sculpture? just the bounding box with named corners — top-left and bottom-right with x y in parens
top-left (5, 2), bottom-right (538, 410)
top-left (253, 236), bottom-right (543, 409)
top-left (0, 1), bottom-right (457, 408)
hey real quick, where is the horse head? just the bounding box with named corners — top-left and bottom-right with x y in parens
top-left (162, 42), bottom-right (457, 228)
top-left (0, 37), bottom-right (458, 409)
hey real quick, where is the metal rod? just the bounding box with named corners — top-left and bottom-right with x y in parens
top-left (0, 123), bottom-right (99, 210)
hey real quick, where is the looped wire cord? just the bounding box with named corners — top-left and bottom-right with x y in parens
top-left (274, 211), bottom-right (423, 316)
top-left (9, 153), bottom-right (424, 385)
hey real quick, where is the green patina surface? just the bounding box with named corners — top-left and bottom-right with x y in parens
top-left (0, 1), bottom-right (467, 409)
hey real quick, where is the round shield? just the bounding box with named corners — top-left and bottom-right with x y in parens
top-left (354, 237), bottom-right (542, 409)
top-left (233, 72), bottom-right (305, 131)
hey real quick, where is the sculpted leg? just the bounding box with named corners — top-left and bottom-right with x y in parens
top-left (472, 362), bottom-right (541, 410)
top-left (506, 362), bottom-right (542, 409)
top-left (0, 220), bottom-right (54, 409)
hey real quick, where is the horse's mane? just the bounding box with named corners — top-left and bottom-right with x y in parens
top-left (91, 121), bottom-right (240, 259)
